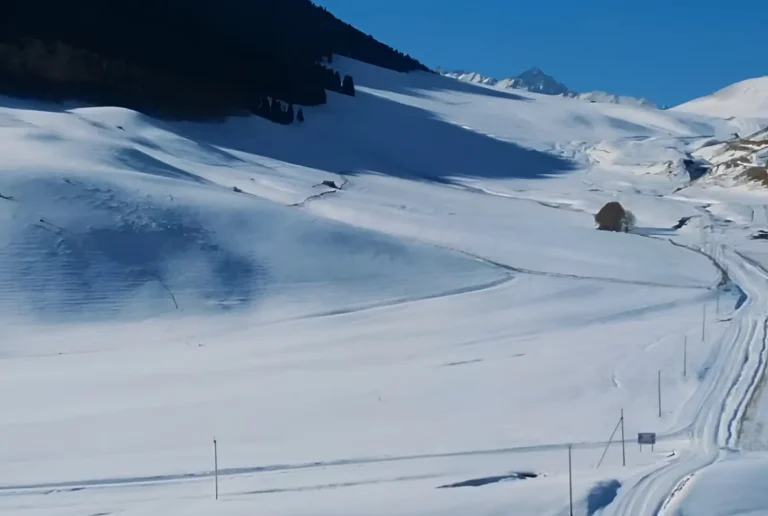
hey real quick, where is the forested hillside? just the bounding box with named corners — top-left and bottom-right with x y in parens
top-left (0, 0), bottom-right (427, 120)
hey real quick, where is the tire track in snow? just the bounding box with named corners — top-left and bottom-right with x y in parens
top-left (287, 273), bottom-right (516, 321)
top-left (731, 250), bottom-right (768, 447)
top-left (667, 239), bottom-right (729, 288)
top-left (439, 244), bottom-right (714, 291)
top-left (456, 182), bottom-right (590, 215)
top-left (724, 318), bottom-right (767, 448)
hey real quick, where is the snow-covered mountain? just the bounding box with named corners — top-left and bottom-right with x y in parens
top-left (666, 77), bottom-right (768, 187)
top-left (440, 67), bottom-right (567, 95)
top-left (440, 67), bottom-right (657, 108)
top-left (673, 76), bottom-right (768, 119)
top-left (514, 67), bottom-right (571, 96)
top-left (575, 90), bottom-right (657, 108)
top-left (693, 126), bottom-right (768, 187)
top-left (439, 70), bottom-right (499, 86)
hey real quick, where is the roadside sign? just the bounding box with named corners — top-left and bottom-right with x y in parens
top-left (638, 432), bottom-right (656, 445)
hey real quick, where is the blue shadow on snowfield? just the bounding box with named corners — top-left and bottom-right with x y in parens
top-left (9, 202), bottom-right (267, 319)
top-left (368, 69), bottom-right (534, 102)
top-left (586, 479), bottom-right (621, 515)
top-left (176, 89), bottom-right (575, 184)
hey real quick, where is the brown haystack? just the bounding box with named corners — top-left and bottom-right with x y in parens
top-left (595, 201), bottom-right (626, 232)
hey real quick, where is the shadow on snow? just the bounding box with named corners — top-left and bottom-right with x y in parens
top-left (586, 479), bottom-right (621, 516)
top-left (437, 471), bottom-right (538, 489)
top-left (174, 88), bottom-right (575, 184)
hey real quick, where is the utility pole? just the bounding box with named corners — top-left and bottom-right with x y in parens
top-left (596, 413), bottom-right (623, 469)
top-left (620, 409), bottom-right (626, 467)
top-left (568, 444), bottom-right (574, 516)
top-left (683, 335), bottom-right (688, 379)
top-left (716, 286), bottom-right (721, 317)
top-left (214, 438), bottom-right (219, 500)
top-left (702, 303), bottom-right (707, 344)
top-left (658, 370), bottom-right (662, 418)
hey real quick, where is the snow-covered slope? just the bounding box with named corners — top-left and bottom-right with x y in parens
top-left (2, 56), bottom-right (768, 516)
top-left (674, 76), bottom-right (768, 119)
top-left (0, 105), bottom-right (509, 324)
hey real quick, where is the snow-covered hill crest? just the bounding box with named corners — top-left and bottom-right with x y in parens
top-left (673, 76), bottom-right (768, 119)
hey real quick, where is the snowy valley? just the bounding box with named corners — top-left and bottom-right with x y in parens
top-left (2, 47), bottom-right (768, 516)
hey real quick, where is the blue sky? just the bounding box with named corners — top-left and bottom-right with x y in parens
top-left (314, 0), bottom-right (767, 107)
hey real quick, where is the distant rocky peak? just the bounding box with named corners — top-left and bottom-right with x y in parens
top-left (519, 67), bottom-right (545, 78)
top-left (515, 67), bottom-right (572, 96)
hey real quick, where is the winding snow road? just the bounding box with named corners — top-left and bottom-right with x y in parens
top-left (606, 211), bottom-right (768, 516)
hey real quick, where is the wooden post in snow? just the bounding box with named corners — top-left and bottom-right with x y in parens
top-left (214, 438), bottom-right (219, 500)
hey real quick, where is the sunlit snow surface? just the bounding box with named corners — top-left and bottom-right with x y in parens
top-left (1, 59), bottom-right (767, 515)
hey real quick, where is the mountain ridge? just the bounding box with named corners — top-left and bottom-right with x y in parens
top-left (439, 67), bottom-right (657, 108)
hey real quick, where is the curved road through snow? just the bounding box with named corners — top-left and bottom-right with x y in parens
top-left (606, 214), bottom-right (768, 515)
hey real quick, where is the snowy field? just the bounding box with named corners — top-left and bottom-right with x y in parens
top-left (1, 58), bottom-right (768, 515)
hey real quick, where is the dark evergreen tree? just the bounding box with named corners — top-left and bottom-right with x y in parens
top-left (271, 99), bottom-right (283, 122)
top-left (0, 0), bottom-right (429, 121)
top-left (323, 67), bottom-right (335, 92)
top-left (341, 75), bottom-right (355, 96)
top-left (320, 66), bottom-right (344, 93)
top-left (297, 108), bottom-right (305, 123)
top-left (259, 96), bottom-right (272, 119)
top-left (287, 104), bottom-right (295, 124)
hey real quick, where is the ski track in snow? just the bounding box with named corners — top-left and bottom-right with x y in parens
top-left (441, 244), bottom-right (716, 291)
